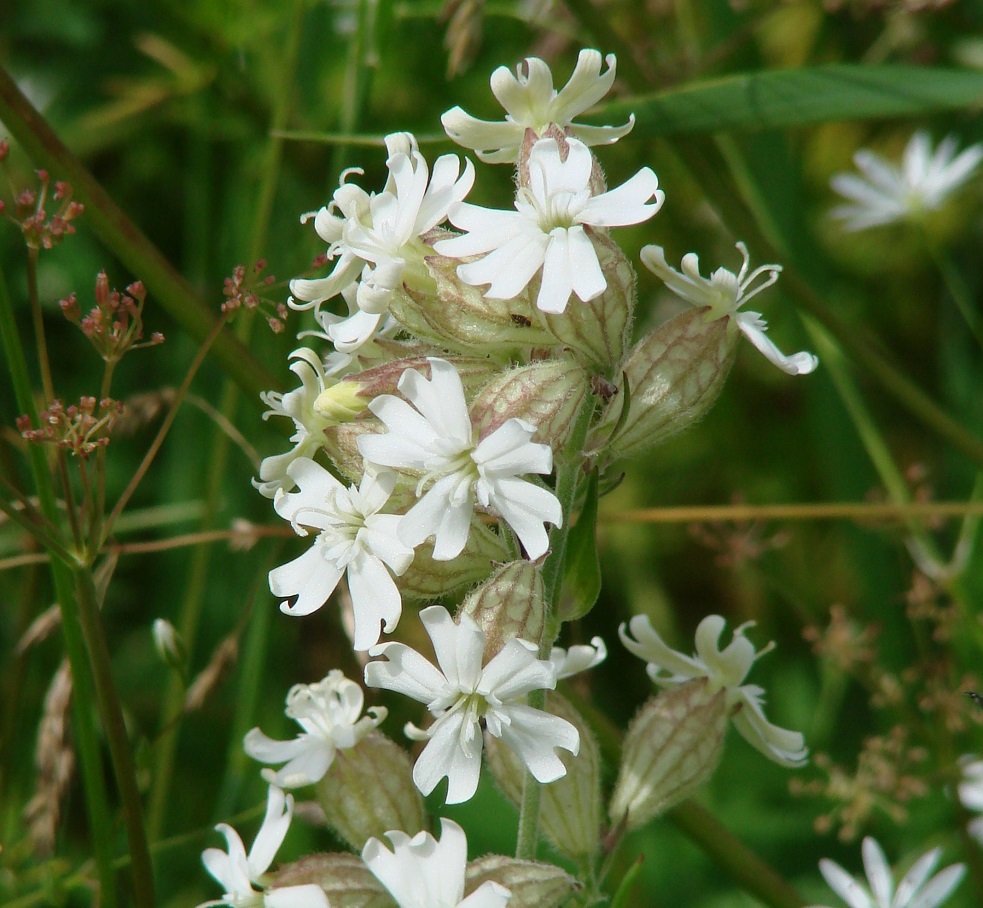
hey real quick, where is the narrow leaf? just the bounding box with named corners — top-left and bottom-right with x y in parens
top-left (559, 469), bottom-right (601, 623)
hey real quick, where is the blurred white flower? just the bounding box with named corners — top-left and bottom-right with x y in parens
top-left (830, 131), bottom-right (983, 231)
top-left (198, 785), bottom-right (329, 908)
top-left (254, 348), bottom-right (335, 499)
top-left (958, 755), bottom-right (983, 845)
top-left (442, 48), bottom-right (634, 164)
top-left (619, 614), bottom-right (808, 766)
top-left (549, 636), bottom-right (607, 679)
top-left (640, 242), bottom-right (818, 376)
top-left (358, 358), bottom-right (561, 561)
top-left (808, 836), bottom-right (965, 908)
top-left (269, 459), bottom-right (413, 651)
top-left (436, 137), bottom-right (662, 315)
top-left (244, 670), bottom-right (387, 788)
top-left (364, 605), bottom-right (579, 804)
top-left (289, 132), bottom-right (473, 352)
top-left (362, 818), bottom-right (511, 908)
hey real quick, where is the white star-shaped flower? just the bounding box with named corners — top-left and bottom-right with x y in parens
top-left (619, 614), bottom-right (808, 767)
top-left (289, 133), bottom-right (473, 352)
top-left (807, 837), bottom-right (965, 908)
top-left (357, 358), bottom-right (562, 562)
top-left (254, 348), bottom-right (336, 499)
top-left (364, 605), bottom-right (579, 804)
top-left (198, 785), bottom-right (329, 908)
top-left (362, 818), bottom-right (511, 908)
top-left (435, 137), bottom-right (663, 314)
top-left (243, 670), bottom-right (387, 788)
top-left (269, 458), bottom-right (414, 651)
top-left (830, 131), bottom-right (983, 232)
top-left (549, 636), bottom-right (607, 680)
top-left (640, 242), bottom-right (818, 376)
top-left (441, 49), bottom-right (634, 164)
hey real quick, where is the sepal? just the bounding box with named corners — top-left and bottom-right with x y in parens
top-left (270, 853), bottom-right (391, 908)
top-left (459, 560), bottom-right (545, 659)
top-left (466, 855), bottom-right (579, 908)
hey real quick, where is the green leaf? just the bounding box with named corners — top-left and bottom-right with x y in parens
top-left (559, 469), bottom-right (601, 623)
top-left (598, 65), bottom-right (983, 136)
top-left (610, 855), bottom-right (645, 908)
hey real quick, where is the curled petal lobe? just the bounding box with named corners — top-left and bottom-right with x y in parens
top-left (492, 703), bottom-right (580, 783)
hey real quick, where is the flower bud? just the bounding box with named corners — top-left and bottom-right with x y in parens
top-left (466, 855), bottom-right (579, 908)
top-left (486, 693), bottom-right (600, 859)
top-left (542, 231), bottom-right (633, 372)
top-left (609, 679), bottom-right (727, 831)
top-left (397, 517), bottom-right (510, 600)
top-left (391, 253), bottom-right (556, 353)
top-left (313, 380), bottom-right (369, 422)
top-left (470, 360), bottom-right (589, 451)
top-left (271, 853), bottom-right (388, 908)
top-left (151, 619), bottom-right (185, 673)
top-left (315, 731), bottom-right (426, 850)
top-left (459, 560), bottom-right (545, 659)
top-left (591, 308), bottom-right (738, 461)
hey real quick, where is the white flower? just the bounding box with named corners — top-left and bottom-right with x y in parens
top-left (253, 349), bottom-right (335, 499)
top-left (364, 605), bottom-right (579, 804)
top-left (958, 755), bottom-right (983, 845)
top-left (640, 242), bottom-right (818, 376)
top-left (362, 818), bottom-right (511, 908)
top-left (358, 358), bottom-right (562, 562)
top-left (549, 636), bottom-right (607, 679)
top-left (435, 137), bottom-right (663, 314)
top-left (269, 458), bottom-right (414, 651)
top-left (289, 133), bottom-right (473, 350)
top-left (619, 614), bottom-right (808, 767)
top-left (808, 836), bottom-right (965, 908)
top-left (244, 670), bottom-right (387, 788)
top-left (199, 785), bottom-right (329, 908)
top-left (441, 49), bottom-right (634, 164)
top-left (830, 131), bottom-right (983, 232)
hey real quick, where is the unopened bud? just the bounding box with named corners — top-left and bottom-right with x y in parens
top-left (459, 560), bottom-right (545, 659)
top-left (313, 381), bottom-right (369, 422)
top-left (590, 308), bottom-right (738, 461)
top-left (543, 231), bottom-right (633, 372)
top-left (609, 679), bottom-right (727, 831)
top-left (315, 731), bottom-right (425, 851)
top-left (271, 853), bottom-right (385, 907)
top-left (466, 855), bottom-right (579, 908)
top-left (151, 618), bottom-right (185, 672)
top-left (486, 693), bottom-right (600, 859)
top-left (397, 517), bottom-right (510, 601)
top-left (392, 255), bottom-right (555, 353)
top-left (470, 360), bottom-right (589, 451)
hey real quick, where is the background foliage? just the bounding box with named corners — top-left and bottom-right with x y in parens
top-left (2, 0), bottom-right (983, 905)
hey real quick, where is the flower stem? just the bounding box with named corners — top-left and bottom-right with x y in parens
top-left (0, 263), bottom-right (119, 905)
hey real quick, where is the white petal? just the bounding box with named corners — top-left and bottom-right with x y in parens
top-left (861, 837), bottom-right (893, 908)
top-left (398, 476), bottom-right (474, 561)
top-left (414, 710), bottom-right (483, 803)
top-left (580, 167), bottom-right (664, 227)
top-left (269, 545), bottom-right (344, 618)
top-left (731, 689), bottom-right (808, 767)
top-left (736, 311), bottom-right (818, 376)
top-left (423, 606), bottom-right (486, 692)
top-left (818, 858), bottom-right (873, 908)
top-left (347, 551), bottom-right (403, 651)
top-left (618, 615), bottom-right (705, 680)
top-left (908, 864), bottom-right (966, 908)
top-left (492, 702), bottom-right (579, 783)
top-left (247, 787), bottom-right (292, 879)
top-left (364, 642), bottom-right (447, 704)
top-left (894, 849), bottom-right (941, 907)
top-left (550, 636), bottom-right (607, 679)
top-left (484, 476), bottom-right (561, 561)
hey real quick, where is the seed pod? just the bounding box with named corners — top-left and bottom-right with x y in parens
top-left (486, 692), bottom-right (601, 860)
top-left (315, 731), bottom-right (425, 851)
top-left (470, 359), bottom-right (589, 451)
top-left (459, 560), bottom-right (545, 658)
top-left (271, 853), bottom-right (389, 908)
top-left (609, 679), bottom-right (727, 831)
top-left (591, 308), bottom-right (738, 461)
top-left (466, 855), bottom-right (579, 908)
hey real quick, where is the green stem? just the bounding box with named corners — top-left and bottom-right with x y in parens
top-left (925, 239), bottom-right (983, 353)
top-left (0, 63), bottom-right (279, 403)
top-left (516, 395), bottom-right (595, 861)
top-left (69, 565), bottom-right (156, 907)
top-left (0, 264), bottom-right (118, 904)
top-left (26, 248), bottom-right (55, 402)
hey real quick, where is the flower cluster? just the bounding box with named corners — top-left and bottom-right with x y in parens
top-left (200, 48), bottom-right (824, 907)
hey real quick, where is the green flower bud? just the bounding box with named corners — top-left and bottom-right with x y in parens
top-left (313, 380), bottom-right (370, 422)
top-left (470, 360), bottom-right (589, 452)
top-left (542, 231), bottom-right (634, 372)
top-left (397, 517), bottom-right (510, 600)
top-left (315, 731), bottom-right (425, 851)
top-left (591, 308), bottom-right (738, 461)
top-left (466, 855), bottom-right (579, 908)
top-left (271, 853), bottom-right (389, 908)
top-left (609, 679), bottom-right (727, 832)
top-left (486, 693), bottom-right (601, 859)
top-left (459, 560), bottom-right (545, 658)
top-left (391, 252), bottom-right (556, 354)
